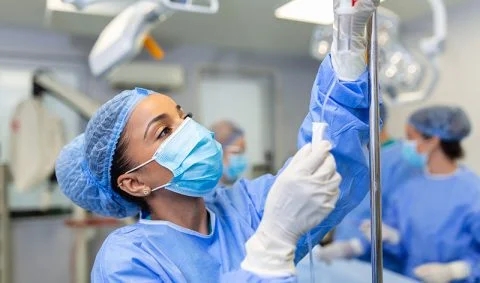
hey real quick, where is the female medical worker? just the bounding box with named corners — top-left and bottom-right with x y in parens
top-left (365, 106), bottom-right (480, 283)
top-left (55, 0), bottom-right (378, 281)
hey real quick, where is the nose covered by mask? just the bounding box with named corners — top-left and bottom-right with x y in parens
top-left (128, 117), bottom-right (223, 197)
top-left (402, 140), bottom-right (428, 168)
top-left (224, 154), bottom-right (248, 182)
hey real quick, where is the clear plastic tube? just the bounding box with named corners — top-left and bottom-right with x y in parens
top-left (306, 79), bottom-right (338, 283)
top-left (321, 81), bottom-right (337, 123)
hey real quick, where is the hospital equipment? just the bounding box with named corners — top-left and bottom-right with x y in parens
top-left (332, 0), bottom-right (377, 81)
top-left (312, 0), bottom-right (447, 106)
top-left (8, 73), bottom-right (100, 193)
top-left (0, 165), bottom-right (10, 283)
top-left (33, 72), bottom-right (100, 119)
top-left (62, 0), bottom-right (219, 76)
top-left (9, 98), bottom-right (65, 191)
top-left (367, 2), bottom-right (383, 281)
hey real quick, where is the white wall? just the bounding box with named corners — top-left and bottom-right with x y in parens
top-left (387, 0), bottom-right (480, 172)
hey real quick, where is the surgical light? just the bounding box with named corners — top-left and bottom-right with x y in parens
top-left (309, 0), bottom-right (446, 105)
top-left (275, 0), bottom-right (385, 25)
top-left (84, 0), bottom-right (219, 77)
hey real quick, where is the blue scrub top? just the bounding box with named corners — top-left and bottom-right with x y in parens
top-left (383, 166), bottom-right (480, 282)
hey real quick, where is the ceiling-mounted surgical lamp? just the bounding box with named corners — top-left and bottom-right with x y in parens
top-left (62, 0), bottom-right (219, 77)
top-left (309, 0), bottom-right (446, 106)
top-left (388, 0), bottom-right (446, 105)
top-left (275, 0), bottom-right (386, 25)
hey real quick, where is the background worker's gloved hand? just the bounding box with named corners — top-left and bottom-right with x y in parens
top-left (414, 261), bottom-right (472, 283)
top-left (360, 220), bottom-right (400, 245)
top-left (241, 142), bottom-right (341, 277)
top-left (313, 239), bottom-right (365, 264)
top-left (332, 0), bottom-right (379, 81)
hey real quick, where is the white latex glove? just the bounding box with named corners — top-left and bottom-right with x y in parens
top-left (241, 141), bottom-right (341, 277)
top-left (332, 0), bottom-right (379, 81)
top-left (414, 261), bottom-right (471, 283)
top-left (313, 239), bottom-right (365, 264)
top-left (360, 220), bottom-right (400, 245)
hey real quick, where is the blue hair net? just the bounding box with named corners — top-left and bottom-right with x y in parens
top-left (409, 106), bottom-right (471, 141)
top-left (55, 88), bottom-right (154, 218)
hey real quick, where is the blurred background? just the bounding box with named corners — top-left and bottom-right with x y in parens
top-left (0, 0), bottom-right (478, 282)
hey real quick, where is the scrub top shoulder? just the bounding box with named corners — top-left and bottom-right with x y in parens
top-left (91, 177), bottom-right (274, 283)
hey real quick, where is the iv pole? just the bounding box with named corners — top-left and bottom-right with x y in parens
top-left (368, 2), bottom-right (383, 283)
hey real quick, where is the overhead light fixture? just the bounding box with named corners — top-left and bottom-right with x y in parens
top-left (275, 0), bottom-right (386, 25)
top-left (275, 0), bottom-right (334, 25)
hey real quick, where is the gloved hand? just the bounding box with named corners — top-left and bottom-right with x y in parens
top-left (313, 239), bottom-right (365, 264)
top-left (414, 261), bottom-right (471, 283)
top-left (241, 141), bottom-right (341, 277)
top-left (332, 0), bottom-right (379, 81)
top-left (360, 220), bottom-right (400, 245)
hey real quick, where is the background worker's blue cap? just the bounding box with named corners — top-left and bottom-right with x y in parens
top-left (409, 105), bottom-right (471, 141)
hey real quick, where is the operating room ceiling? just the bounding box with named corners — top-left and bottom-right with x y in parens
top-left (0, 0), bottom-right (471, 55)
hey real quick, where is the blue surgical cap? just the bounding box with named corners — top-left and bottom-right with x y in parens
top-left (55, 88), bottom-right (154, 218)
top-left (409, 106), bottom-right (471, 141)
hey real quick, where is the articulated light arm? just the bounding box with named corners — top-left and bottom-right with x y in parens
top-left (34, 72), bottom-right (100, 119)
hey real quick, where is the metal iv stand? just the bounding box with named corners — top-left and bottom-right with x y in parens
top-left (368, 3), bottom-right (383, 283)
top-left (0, 162), bottom-right (10, 283)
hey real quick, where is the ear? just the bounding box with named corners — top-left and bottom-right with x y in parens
top-left (117, 173), bottom-right (150, 197)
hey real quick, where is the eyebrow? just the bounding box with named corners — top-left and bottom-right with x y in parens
top-left (144, 113), bottom-right (168, 139)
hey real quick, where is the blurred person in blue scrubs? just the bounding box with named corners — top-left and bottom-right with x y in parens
top-left (211, 120), bottom-right (248, 185)
top-left (316, 104), bottom-right (420, 274)
top-left (360, 106), bottom-right (480, 283)
top-left (54, 0), bottom-right (380, 281)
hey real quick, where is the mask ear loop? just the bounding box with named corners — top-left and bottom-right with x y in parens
top-left (124, 159), bottom-right (172, 193)
top-left (151, 182), bottom-right (171, 192)
top-left (124, 158), bottom-right (155, 175)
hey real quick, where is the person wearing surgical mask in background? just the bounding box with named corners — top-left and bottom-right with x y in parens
top-left (211, 121), bottom-right (248, 185)
top-left (316, 106), bottom-right (480, 282)
top-left (362, 106), bottom-right (480, 283)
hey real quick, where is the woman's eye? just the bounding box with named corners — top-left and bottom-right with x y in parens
top-left (157, 127), bottom-right (172, 139)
